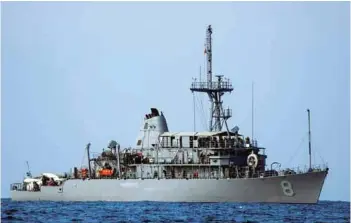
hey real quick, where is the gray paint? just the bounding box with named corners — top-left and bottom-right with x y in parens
top-left (11, 170), bottom-right (327, 203)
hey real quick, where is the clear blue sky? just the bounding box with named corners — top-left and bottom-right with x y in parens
top-left (2, 2), bottom-right (350, 201)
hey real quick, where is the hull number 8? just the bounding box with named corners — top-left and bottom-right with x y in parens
top-left (280, 180), bottom-right (295, 197)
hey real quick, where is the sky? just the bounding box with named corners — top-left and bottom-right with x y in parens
top-left (1, 2), bottom-right (350, 201)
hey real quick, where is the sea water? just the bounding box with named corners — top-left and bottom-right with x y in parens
top-left (1, 199), bottom-right (350, 223)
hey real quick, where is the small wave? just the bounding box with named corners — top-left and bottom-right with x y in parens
top-left (2, 215), bottom-right (24, 221)
top-left (1, 199), bottom-right (349, 223)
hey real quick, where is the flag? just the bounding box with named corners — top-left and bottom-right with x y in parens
top-left (204, 48), bottom-right (207, 54)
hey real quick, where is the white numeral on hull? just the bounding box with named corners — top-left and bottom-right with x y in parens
top-left (280, 180), bottom-right (295, 196)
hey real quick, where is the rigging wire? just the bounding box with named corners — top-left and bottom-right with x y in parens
top-left (80, 147), bottom-right (86, 169)
top-left (312, 141), bottom-right (326, 165)
top-left (195, 93), bottom-right (208, 130)
top-left (286, 133), bottom-right (308, 166)
top-left (286, 132), bottom-right (326, 168)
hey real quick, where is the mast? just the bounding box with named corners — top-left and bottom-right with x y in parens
top-left (252, 82), bottom-right (254, 140)
top-left (206, 25), bottom-right (212, 83)
top-left (117, 144), bottom-right (121, 178)
top-left (307, 109), bottom-right (312, 171)
top-left (190, 25), bottom-right (233, 132)
top-left (26, 161), bottom-right (32, 178)
top-left (206, 25), bottom-right (214, 131)
top-left (86, 143), bottom-right (92, 178)
top-left (156, 143), bottom-right (160, 179)
top-left (193, 80), bottom-right (196, 133)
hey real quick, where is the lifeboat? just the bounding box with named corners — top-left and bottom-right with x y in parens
top-left (99, 169), bottom-right (113, 177)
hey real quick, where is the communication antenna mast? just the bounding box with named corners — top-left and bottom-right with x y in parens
top-left (307, 109), bottom-right (312, 171)
top-left (190, 25), bottom-right (233, 132)
top-left (26, 161), bottom-right (32, 178)
top-left (252, 82), bottom-right (254, 140)
top-left (206, 25), bottom-right (212, 83)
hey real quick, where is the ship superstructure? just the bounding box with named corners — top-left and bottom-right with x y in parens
top-left (10, 25), bottom-right (329, 203)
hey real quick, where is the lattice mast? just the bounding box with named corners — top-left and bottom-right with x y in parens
top-left (190, 25), bottom-right (233, 132)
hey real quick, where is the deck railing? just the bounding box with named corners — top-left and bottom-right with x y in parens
top-left (10, 164), bottom-right (328, 188)
top-left (117, 164), bottom-right (329, 180)
top-left (271, 164), bottom-right (329, 177)
top-left (190, 81), bottom-right (233, 91)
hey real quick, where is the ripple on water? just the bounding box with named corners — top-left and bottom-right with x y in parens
top-left (1, 199), bottom-right (350, 223)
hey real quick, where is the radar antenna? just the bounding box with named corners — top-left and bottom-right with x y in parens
top-left (190, 25), bottom-right (233, 132)
top-left (26, 161), bottom-right (32, 178)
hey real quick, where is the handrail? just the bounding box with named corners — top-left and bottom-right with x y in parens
top-left (117, 164), bottom-right (329, 180)
top-left (10, 164), bottom-right (328, 187)
top-left (191, 81), bottom-right (233, 90)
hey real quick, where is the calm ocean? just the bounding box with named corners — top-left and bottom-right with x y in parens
top-left (1, 199), bottom-right (350, 223)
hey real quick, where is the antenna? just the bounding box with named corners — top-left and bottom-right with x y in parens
top-left (307, 109), bottom-right (312, 171)
top-left (252, 82), bottom-right (254, 140)
top-left (26, 161), bottom-right (32, 178)
top-left (26, 161), bottom-right (30, 171)
top-left (193, 78), bottom-right (196, 132)
top-left (190, 25), bottom-right (233, 132)
top-left (199, 65), bottom-right (202, 83)
top-left (116, 143), bottom-right (121, 179)
top-left (206, 25), bottom-right (212, 83)
top-left (206, 25), bottom-right (213, 131)
top-left (86, 143), bottom-right (92, 178)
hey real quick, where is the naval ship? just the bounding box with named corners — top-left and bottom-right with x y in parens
top-left (10, 25), bottom-right (328, 203)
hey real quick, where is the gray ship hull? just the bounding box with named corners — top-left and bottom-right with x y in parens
top-left (11, 170), bottom-right (327, 203)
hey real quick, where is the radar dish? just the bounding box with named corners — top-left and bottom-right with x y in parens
top-left (231, 126), bottom-right (239, 134)
top-left (108, 140), bottom-right (118, 149)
